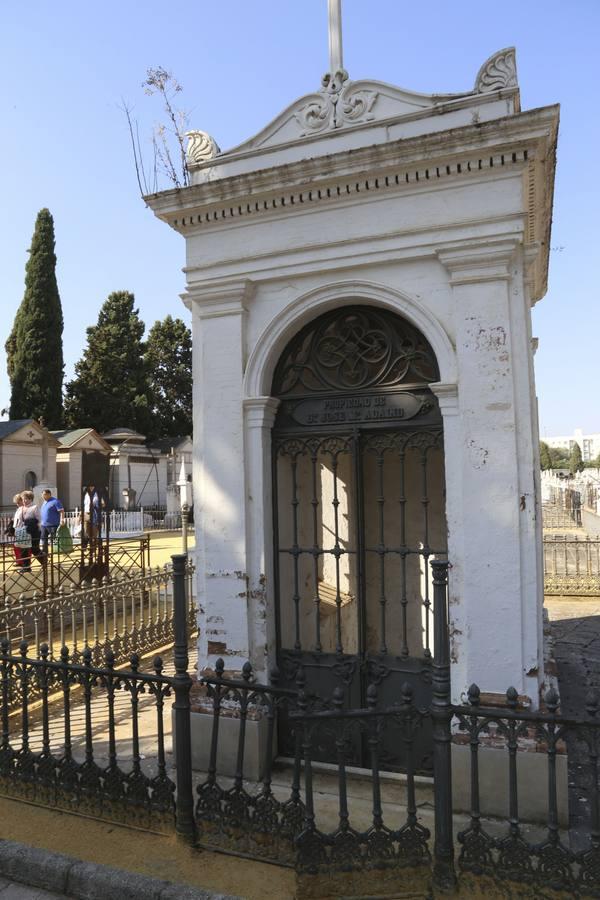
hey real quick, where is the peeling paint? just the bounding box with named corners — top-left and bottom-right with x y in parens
top-left (467, 439), bottom-right (488, 469)
top-left (206, 571), bottom-right (248, 580)
top-left (475, 325), bottom-right (506, 352)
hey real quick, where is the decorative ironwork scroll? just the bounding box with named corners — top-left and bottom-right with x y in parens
top-left (272, 306), bottom-right (439, 397)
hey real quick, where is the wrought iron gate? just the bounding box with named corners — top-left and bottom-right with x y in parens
top-left (271, 306), bottom-right (447, 772)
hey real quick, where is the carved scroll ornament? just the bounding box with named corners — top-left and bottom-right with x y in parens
top-left (185, 130), bottom-right (220, 167)
top-left (474, 48), bottom-right (518, 93)
top-left (295, 70), bottom-right (378, 135)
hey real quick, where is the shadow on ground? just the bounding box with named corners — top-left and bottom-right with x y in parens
top-left (551, 613), bottom-right (600, 850)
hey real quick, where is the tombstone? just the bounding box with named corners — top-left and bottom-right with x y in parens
top-left (147, 3), bottom-right (558, 768)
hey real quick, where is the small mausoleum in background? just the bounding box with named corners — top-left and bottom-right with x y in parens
top-left (0, 419), bottom-right (59, 508)
top-left (147, 12), bottom-right (558, 769)
top-left (52, 427), bottom-right (112, 509)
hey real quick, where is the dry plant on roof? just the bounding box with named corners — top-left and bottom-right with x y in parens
top-left (121, 66), bottom-right (190, 195)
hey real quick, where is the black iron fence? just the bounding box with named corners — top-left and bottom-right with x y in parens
top-left (0, 642), bottom-right (177, 832)
top-left (0, 564), bottom-right (195, 663)
top-left (0, 558), bottom-right (599, 897)
top-left (453, 686), bottom-right (600, 897)
top-left (0, 530), bottom-right (150, 601)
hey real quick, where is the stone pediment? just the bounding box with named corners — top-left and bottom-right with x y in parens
top-left (52, 428), bottom-right (112, 453)
top-left (1, 420), bottom-right (60, 447)
top-left (232, 77), bottom-right (439, 150)
top-left (186, 48), bottom-right (518, 169)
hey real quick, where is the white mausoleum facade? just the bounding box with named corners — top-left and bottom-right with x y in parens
top-left (148, 44), bottom-right (558, 712)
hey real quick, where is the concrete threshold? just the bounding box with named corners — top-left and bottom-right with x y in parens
top-left (0, 838), bottom-right (237, 900)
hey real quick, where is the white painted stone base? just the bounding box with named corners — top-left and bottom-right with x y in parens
top-left (172, 709), bottom-right (271, 781)
top-left (451, 743), bottom-right (568, 826)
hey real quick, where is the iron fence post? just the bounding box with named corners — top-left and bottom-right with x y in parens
top-left (172, 552), bottom-right (196, 844)
top-left (431, 559), bottom-right (456, 892)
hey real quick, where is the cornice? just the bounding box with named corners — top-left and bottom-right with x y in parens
top-left (149, 105), bottom-right (557, 307)
top-left (146, 105), bottom-right (558, 225)
top-left (160, 149), bottom-right (531, 237)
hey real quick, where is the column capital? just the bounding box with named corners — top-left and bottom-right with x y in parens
top-left (182, 278), bottom-right (255, 316)
top-left (437, 239), bottom-right (520, 286)
top-left (244, 397), bottom-right (280, 430)
top-left (430, 382), bottom-right (459, 416)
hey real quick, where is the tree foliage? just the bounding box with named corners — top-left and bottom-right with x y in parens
top-left (145, 315), bottom-right (192, 438)
top-left (6, 209), bottom-right (64, 427)
top-left (539, 441), bottom-right (552, 470)
top-left (569, 441), bottom-right (584, 475)
top-left (540, 444), bottom-right (570, 469)
top-left (64, 291), bottom-right (151, 434)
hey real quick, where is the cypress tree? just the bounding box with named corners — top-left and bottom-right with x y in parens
top-left (569, 441), bottom-right (584, 476)
top-left (64, 291), bottom-right (151, 434)
top-left (539, 441), bottom-right (552, 470)
top-left (6, 209), bottom-right (64, 426)
top-left (145, 315), bottom-right (192, 438)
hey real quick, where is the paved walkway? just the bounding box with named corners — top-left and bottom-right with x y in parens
top-left (546, 596), bottom-right (600, 849)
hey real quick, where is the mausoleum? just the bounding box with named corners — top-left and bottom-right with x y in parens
top-left (147, 5), bottom-right (558, 767)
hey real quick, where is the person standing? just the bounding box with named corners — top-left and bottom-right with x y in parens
top-left (15, 490), bottom-right (42, 570)
top-left (81, 484), bottom-right (101, 546)
top-left (40, 488), bottom-right (65, 556)
top-left (7, 493), bottom-right (24, 568)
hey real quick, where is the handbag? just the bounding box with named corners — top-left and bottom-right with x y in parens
top-left (55, 523), bottom-right (73, 554)
top-left (14, 526), bottom-right (32, 549)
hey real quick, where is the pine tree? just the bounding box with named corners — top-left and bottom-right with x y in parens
top-left (64, 291), bottom-right (151, 433)
top-left (539, 441), bottom-right (552, 470)
top-left (145, 315), bottom-right (192, 438)
top-left (6, 209), bottom-right (64, 426)
top-left (569, 441), bottom-right (584, 475)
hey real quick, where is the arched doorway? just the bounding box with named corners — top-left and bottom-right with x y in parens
top-left (271, 305), bottom-right (447, 772)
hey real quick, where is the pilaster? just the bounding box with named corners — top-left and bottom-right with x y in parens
top-left (189, 279), bottom-right (252, 674)
top-left (436, 240), bottom-right (543, 705)
top-left (244, 397), bottom-right (280, 681)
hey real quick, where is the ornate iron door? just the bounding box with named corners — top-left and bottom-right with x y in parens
top-left (271, 307), bottom-right (447, 773)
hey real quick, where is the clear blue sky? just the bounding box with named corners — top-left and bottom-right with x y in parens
top-left (1, 0), bottom-right (598, 435)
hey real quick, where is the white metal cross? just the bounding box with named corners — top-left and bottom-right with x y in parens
top-left (328, 0), bottom-right (344, 73)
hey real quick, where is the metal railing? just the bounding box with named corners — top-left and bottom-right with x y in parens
top-left (452, 686), bottom-right (600, 896)
top-left (0, 532), bottom-right (150, 601)
top-left (0, 556), bottom-right (196, 834)
top-left (0, 563), bottom-right (195, 665)
top-left (544, 535), bottom-right (600, 595)
top-left (542, 492), bottom-right (582, 529)
top-left (0, 560), bottom-right (599, 897)
top-left (1, 508), bottom-right (182, 543)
